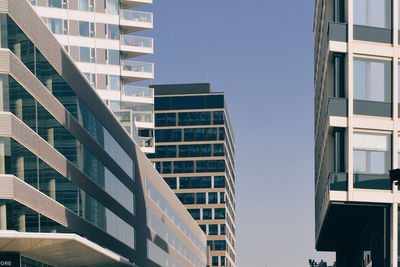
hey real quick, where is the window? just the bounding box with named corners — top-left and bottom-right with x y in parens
top-left (78, 0), bottom-right (94, 11)
top-left (188, 209), bottom-right (200, 220)
top-left (203, 208), bottom-right (212, 220)
top-left (184, 128), bottom-right (217, 141)
top-left (196, 160), bottom-right (225, 173)
top-left (221, 256), bottom-right (226, 266)
top-left (46, 18), bottom-right (62, 34)
top-left (220, 224), bottom-right (226, 235)
top-left (107, 75), bottom-right (120, 91)
top-left (106, 0), bottom-right (119, 14)
top-left (354, 0), bottom-right (391, 28)
top-left (177, 193), bottom-right (195, 205)
top-left (107, 24), bottom-right (119, 40)
top-left (212, 256), bottom-right (219, 266)
top-left (354, 132), bottom-right (391, 175)
top-left (173, 161), bottom-right (194, 173)
top-left (209, 224), bottom-right (218, 235)
top-left (79, 47), bottom-right (95, 63)
top-left (154, 145), bottom-right (176, 158)
top-left (155, 162), bottom-right (161, 173)
top-left (107, 49), bottom-right (120, 65)
top-left (179, 144), bottom-right (211, 157)
top-left (214, 208), bottom-right (225, 219)
top-left (83, 72), bottom-right (96, 88)
top-left (180, 176), bottom-right (211, 189)
top-left (155, 129), bottom-right (182, 142)
top-left (163, 177), bottom-right (177, 189)
top-left (178, 112), bottom-right (211, 126)
top-left (214, 240), bottom-right (226, 250)
top-left (79, 21), bottom-right (94, 37)
top-left (354, 58), bottom-right (391, 102)
top-left (220, 192), bottom-right (225, 203)
top-left (162, 161), bottom-right (171, 174)
top-left (155, 113), bottom-right (176, 127)
top-left (208, 192), bottom-right (218, 204)
top-left (214, 176), bottom-right (225, 188)
top-left (199, 224), bottom-right (207, 234)
top-left (213, 111), bottom-right (224, 124)
top-left (48, 0), bottom-right (67, 8)
top-left (213, 144), bottom-right (224, 156)
top-left (196, 193), bottom-right (206, 204)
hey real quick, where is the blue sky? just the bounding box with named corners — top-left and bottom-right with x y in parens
top-left (139, 0), bottom-right (334, 265)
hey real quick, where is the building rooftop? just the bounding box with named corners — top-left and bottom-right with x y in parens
top-left (151, 83), bottom-right (212, 95)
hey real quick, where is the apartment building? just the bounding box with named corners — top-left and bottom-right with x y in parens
top-left (0, 1), bottom-right (208, 266)
top-left (28, 0), bottom-right (155, 153)
top-left (148, 83), bottom-right (236, 267)
top-left (313, 0), bottom-right (400, 266)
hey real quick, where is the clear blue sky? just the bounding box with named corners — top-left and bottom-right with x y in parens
top-left (138, 0), bottom-right (335, 266)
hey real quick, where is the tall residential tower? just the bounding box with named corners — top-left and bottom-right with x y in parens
top-left (28, 0), bottom-right (155, 153)
top-left (148, 83), bottom-right (236, 267)
top-left (314, 0), bottom-right (399, 266)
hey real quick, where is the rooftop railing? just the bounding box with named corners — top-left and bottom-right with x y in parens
top-left (120, 10), bottom-right (153, 23)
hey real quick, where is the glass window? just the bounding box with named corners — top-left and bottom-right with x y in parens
top-left (214, 176), bottom-right (225, 188)
top-left (214, 240), bottom-right (226, 250)
top-left (213, 111), bottom-right (224, 124)
top-left (203, 208), bottom-right (212, 220)
top-left (179, 176), bottom-right (211, 189)
top-left (214, 208), bottom-right (225, 219)
top-left (208, 192), bottom-right (217, 204)
top-left (163, 177), bottom-right (177, 189)
top-left (220, 192), bottom-right (225, 203)
top-left (79, 47), bottom-right (95, 63)
top-left (155, 129), bottom-right (182, 142)
top-left (354, 58), bottom-right (391, 102)
top-left (107, 24), bottom-right (119, 40)
top-left (162, 161), bottom-right (172, 174)
top-left (83, 72), bottom-right (96, 88)
top-left (48, 0), bottom-right (62, 8)
top-left (179, 144), bottom-right (211, 157)
top-left (79, 21), bottom-right (91, 37)
top-left (212, 256), bottom-right (219, 266)
top-left (220, 224), bottom-right (226, 235)
top-left (173, 161), bottom-right (194, 173)
top-left (107, 75), bottom-right (120, 91)
top-left (354, 0), bottom-right (391, 28)
top-left (221, 256), bottom-right (226, 266)
top-left (107, 49), bottom-right (120, 65)
top-left (353, 132), bottom-right (391, 174)
top-left (213, 143), bottom-right (224, 156)
top-left (47, 18), bottom-right (63, 34)
top-left (78, 0), bottom-right (93, 11)
top-left (199, 224), bottom-right (207, 234)
top-left (106, 0), bottom-right (119, 14)
top-left (196, 160), bottom-right (225, 173)
top-left (155, 113), bottom-right (176, 127)
top-left (177, 193), bottom-right (195, 205)
top-left (178, 112), bottom-right (211, 126)
top-left (188, 209), bottom-right (200, 220)
top-left (154, 145), bottom-right (176, 158)
top-left (155, 162), bottom-right (161, 172)
top-left (184, 128), bottom-right (217, 141)
top-left (196, 192), bottom-right (206, 204)
top-left (209, 224), bottom-right (218, 235)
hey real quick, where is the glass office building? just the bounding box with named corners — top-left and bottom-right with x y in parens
top-left (28, 0), bottom-right (156, 154)
top-left (314, 0), bottom-right (400, 266)
top-left (148, 83), bottom-right (236, 267)
top-left (0, 1), bottom-right (207, 266)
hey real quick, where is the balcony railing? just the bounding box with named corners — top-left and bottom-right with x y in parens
top-left (120, 10), bottom-right (153, 23)
top-left (121, 60), bottom-right (154, 73)
top-left (329, 172), bottom-right (347, 191)
top-left (123, 86), bottom-right (154, 98)
top-left (137, 136), bottom-right (154, 148)
top-left (121, 35), bottom-right (153, 48)
top-left (133, 112), bottom-right (153, 123)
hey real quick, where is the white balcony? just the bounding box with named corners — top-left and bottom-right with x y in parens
top-left (120, 35), bottom-right (153, 58)
top-left (120, 10), bottom-right (153, 32)
top-left (121, 60), bottom-right (154, 82)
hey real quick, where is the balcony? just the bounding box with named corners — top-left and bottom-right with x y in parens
top-left (123, 86), bottom-right (154, 99)
top-left (328, 22), bottom-right (348, 42)
top-left (328, 97), bottom-right (347, 117)
top-left (120, 10), bottom-right (153, 32)
top-left (120, 0), bottom-right (152, 9)
top-left (121, 60), bottom-right (154, 82)
top-left (120, 35), bottom-right (153, 57)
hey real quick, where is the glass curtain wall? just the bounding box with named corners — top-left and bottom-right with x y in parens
top-left (354, 0), bottom-right (391, 28)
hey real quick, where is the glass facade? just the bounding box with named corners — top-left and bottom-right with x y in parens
top-left (354, 0), bottom-right (392, 28)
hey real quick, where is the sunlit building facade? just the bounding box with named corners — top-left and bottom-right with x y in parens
top-left (28, 0), bottom-right (155, 153)
top-left (148, 83), bottom-right (236, 267)
top-left (0, 1), bottom-right (207, 266)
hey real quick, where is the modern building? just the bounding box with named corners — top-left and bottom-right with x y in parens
top-left (28, 0), bottom-right (156, 153)
top-left (0, 1), bottom-right (208, 266)
top-left (313, 0), bottom-right (400, 266)
top-left (148, 83), bottom-right (236, 267)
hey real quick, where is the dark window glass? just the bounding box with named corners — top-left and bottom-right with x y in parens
top-left (213, 144), bottom-right (224, 156)
top-left (164, 177), bottom-right (177, 189)
top-left (155, 95), bottom-right (224, 110)
top-left (196, 193), bottom-right (206, 204)
top-left (212, 256), bottom-right (218, 266)
top-left (178, 112), bottom-right (211, 126)
top-left (188, 209), bottom-right (200, 220)
top-left (215, 208), bottom-right (225, 219)
top-left (219, 127), bottom-right (225, 140)
top-left (220, 224), bottom-right (226, 235)
top-left (180, 176), bottom-right (211, 189)
top-left (214, 176), bottom-right (225, 188)
top-left (209, 224), bottom-right (218, 235)
top-left (154, 145), bottom-right (176, 158)
top-left (155, 129), bottom-right (182, 142)
top-left (196, 160), bottom-right (225, 173)
top-left (162, 161), bottom-right (172, 174)
top-left (155, 113), bottom-right (176, 126)
top-left (176, 193), bottom-right (195, 204)
top-left (208, 192), bottom-right (217, 204)
top-left (48, 0), bottom-right (62, 8)
top-left (213, 111), bottom-right (224, 125)
top-left (220, 192), bottom-right (225, 203)
top-left (199, 224), bottom-right (207, 234)
top-left (203, 208), bottom-right (212, 220)
top-left (173, 161), bottom-right (194, 173)
top-left (214, 240), bottom-right (226, 250)
top-left (155, 162), bottom-right (161, 172)
top-left (184, 128), bottom-right (217, 141)
top-left (221, 256), bottom-right (226, 266)
top-left (207, 240), bottom-right (213, 250)
top-left (179, 144), bottom-right (211, 157)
